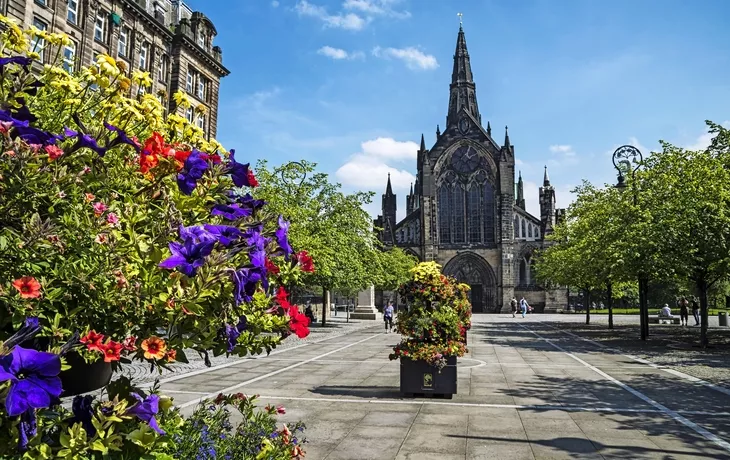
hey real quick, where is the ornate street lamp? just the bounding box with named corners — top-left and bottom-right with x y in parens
top-left (611, 145), bottom-right (648, 340)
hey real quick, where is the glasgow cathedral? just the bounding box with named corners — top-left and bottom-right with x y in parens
top-left (374, 25), bottom-right (567, 313)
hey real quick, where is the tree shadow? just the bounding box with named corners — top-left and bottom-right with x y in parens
top-left (310, 385), bottom-right (402, 399)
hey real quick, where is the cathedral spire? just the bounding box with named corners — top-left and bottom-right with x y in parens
top-left (420, 133), bottom-right (426, 151)
top-left (385, 173), bottom-right (393, 195)
top-left (516, 170), bottom-right (525, 209)
top-left (543, 166), bottom-right (551, 186)
top-left (447, 24), bottom-right (480, 128)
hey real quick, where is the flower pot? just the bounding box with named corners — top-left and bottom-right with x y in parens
top-left (60, 352), bottom-right (113, 396)
top-left (400, 356), bottom-right (457, 398)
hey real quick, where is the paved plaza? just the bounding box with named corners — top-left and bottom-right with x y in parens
top-left (153, 315), bottom-right (730, 459)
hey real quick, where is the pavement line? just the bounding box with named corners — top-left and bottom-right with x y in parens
top-left (152, 325), bottom-right (379, 386)
top-left (538, 321), bottom-right (730, 398)
top-left (176, 333), bottom-right (383, 409)
top-left (254, 395), bottom-right (730, 416)
top-left (159, 389), bottom-right (210, 395)
top-left (518, 323), bottom-right (730, 453)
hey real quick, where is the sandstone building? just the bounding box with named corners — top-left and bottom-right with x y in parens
top-left (375, 25), bottom-right (567, 313)
top-left (2, 0), bottom-right (229, 138)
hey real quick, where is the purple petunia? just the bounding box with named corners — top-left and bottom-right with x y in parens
top-left (104, 122), bottom-right (140, 152)
top-left (126, 393), bottom-right (165, 435)
top-left (71, 395), bottom-right (96, 436)
top-left (63, 127), bottom-right (107, 156)
top-left (203, 224), bottom-right (242, 247)
top-left (177, 150), bottom-right (209, 195)
top-left (275, 216), bottom-right (293, 259)
top-left (159, 227), bottom-right (216, 277)
top-left (227, 149), bottom-right (255, 188)
top-left (221, 318), bottom-right (247, 353)
top-left (0, 56), bottom-right (32, 69)
top-left (0, 346), bottom-right (62, 417)
top-left (231, 268), bottom-right (266, 306)
top-left (244, 225), bottom-right (268, 269)
top-left (228, 192), bottom-right (266, 213)
top-left (211, 203), bottom-right (251, 221)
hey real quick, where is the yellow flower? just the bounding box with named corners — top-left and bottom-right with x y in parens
top-left (194, 104), bottom-right (207, 114)
top-left (131, 70), bottom-right (152, 88)
top-left (172, 90), bottom-right (191, 108)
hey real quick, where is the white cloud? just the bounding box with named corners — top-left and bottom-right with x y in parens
top-left (336, 154), bottom-right (415, 191)
top-left (317, 46), bottom-right (365, 60)
top-left (549, 145), bottom-right (572, 153)
top-left (361, 137), bottom-right (418, 160)
top-left (684, 120), bottom-right (730, 151)
top-left (343, 0), bottom-right (411, 18)
top-left (295, 0), bottom-right (368, 30)
top-left (372, 46), bottom-right (438, 70)
top-left (271, 0), bottom-right (280, 7)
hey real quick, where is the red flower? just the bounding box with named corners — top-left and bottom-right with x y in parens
top-left (275, 286), bottom-right (291, 308)
top-left (92, 202), bottom-right (108, 217)
top-left (139, 151), bottom-right (159, 174)
top-left (287, 304), bottom-right (310, 338)
top-left (122, 336), bottom-right (137, 351)
top-left (45, 145), bottom-right (63, 161)
top-left (101, 340), bottom-right (123, 362)
top-left (200, 153), bottom-right (222, 164)
top-left (265, 258), bottom-right (280, 275)
top-left (247, 169), bottom-right (259, 187)
top-left (143, 132), bottom-right (165, 156)
top-left (174, 149), bottom-right (192, 170)
top-left (295, 251), bottom-right (315, 273)
top-left (12, 276), bottom-right (41, 299)
top-left (276, 405), bottom-right (286, 414)
top-left (214, 393), bottom-right (226, 405)
top-left (81, 330), bottom-right (106, 353)
top-left (166, 349), bottom-right (177, 362)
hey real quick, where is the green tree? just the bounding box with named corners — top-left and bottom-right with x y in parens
top-left (640, 122), bottom-right (730, 346)
top-left (253, 161), bottom-right (379, 325)
top-left (373, 248), bottom-right (418, 292)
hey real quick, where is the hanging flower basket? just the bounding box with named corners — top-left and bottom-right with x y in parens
top-left (59, 352), bottom-right (113, 396)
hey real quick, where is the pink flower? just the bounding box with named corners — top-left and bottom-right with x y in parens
top-left (44, 145), bottom-right (64, 161)
top-left (0, 121), bottom-right (13, 133)
top-left (95, 234), bottom-right (107, 244)
top-left (84, 193), bottom-right (95, 201)
top-left (57, 191), bottom-right (66, 199)
top-left (276, 405), bottom-right (286, 414)
top-left (92, 202), bottom-right (108, 216)
top-left (28, 144), bottom-right (41, 154)
top-left (4, 150), bottom-right (15, 156)
top-left (81, 167), bottom-right (91, 175)
top-left (106, 213), bottom-right (119, 225)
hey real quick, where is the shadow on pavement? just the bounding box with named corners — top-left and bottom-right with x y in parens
top-left (310, 385), bottom-right (401, 399)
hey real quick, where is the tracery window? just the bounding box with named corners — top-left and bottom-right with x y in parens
top-left (483, 181), bottom-right (495, 243)
top-left (521, 219), bottom-right (526, 239)
top-left (452, 184), bottom-right (465, 243)
top-left (438, 185), bottom-right (451, 244)
top-left (468, 184), bottom-right (481, 243)
top-left (513, 215), bottom-right (519, 239)
top-left (528, 225), bottom-right (533, 238)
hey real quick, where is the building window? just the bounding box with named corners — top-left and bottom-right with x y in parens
top-left (62, 42), bottom-right (76, 73)
top-left (197, 31), bottom-right (205, 48)
top-left (196, 114), bottom-right (205, 130)
top-left (438, 185), bottom-right (451, 244)
top-left (483, 182), bottom-right (495, 243)
top-left (139, 42), bottom-right (148, 70)
top-left (467, 184), bottom-right (481, 243)
top-left (521, 219), bottom-right (526, 240)
top-left (452, 184), bottom-right (465, 243)
top-left (196, 76), bottom-right (206, 100)
top-left (118, 27), bottom-right (128, 57)
top-left (528, 225), bottom-right (533, 238)
top-left (94, 13), bottom-right (106, 42)
top-left (513, 215), bottom-right (519, 239)
top-left (158, 54), bottom-right (169, 82)
top-left (31, 18), bottom-right (47, 62)
top-left (35, 0), bottom-right (47, 6)
top-left (186, 70), bottom-right (193, 92)
top-left (185, 107), bottom-right (193, 122)
top-left (67, 0), bottom-right (78, 24)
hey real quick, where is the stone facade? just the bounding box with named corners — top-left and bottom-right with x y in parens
top-left (375, 25), bottom-right (567, 313)
top-left (2, 0), bottom-right (229, 138)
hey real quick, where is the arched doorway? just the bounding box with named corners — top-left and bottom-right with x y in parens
top-left (442, 253), bottom-right (497, 313)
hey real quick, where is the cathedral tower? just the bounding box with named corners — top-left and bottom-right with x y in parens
top-left (539, 166), bottom-right (556, 235)
top-left (381, 174), bottom-right (397, 246)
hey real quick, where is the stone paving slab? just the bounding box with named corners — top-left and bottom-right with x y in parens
top-left (162, 316), bottom-right (730, 459)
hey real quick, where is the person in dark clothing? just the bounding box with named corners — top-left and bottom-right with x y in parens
top-left (691, 298), bottom-right (700, 326)
top-left (679, 296), bottom-right (689, 326)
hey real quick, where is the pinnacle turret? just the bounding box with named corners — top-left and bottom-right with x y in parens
top-left (504, 126), bottom-right (511, 148)
top-left (420, 134), bottom-right (426, 151)
top-left (385, 173), bottom-right (393, 195)
top-left (543, 166), bottom-right (551, 186)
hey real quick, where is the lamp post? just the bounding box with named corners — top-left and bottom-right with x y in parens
top-left (611, 145), bottom-right (648, 340)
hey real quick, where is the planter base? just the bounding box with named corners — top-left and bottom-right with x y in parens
top-left (60, 352), bottom-right (113, 397)
top-left (400, 356), bottom-right (457, 398)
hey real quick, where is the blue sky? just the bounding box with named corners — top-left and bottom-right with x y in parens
top-left (187, 0), bottom-right (730, 220)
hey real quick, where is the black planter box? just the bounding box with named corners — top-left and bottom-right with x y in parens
top-left (400, 356), bottom-right (457, 398)
top-left (60, 352), bottom-right (113, 397)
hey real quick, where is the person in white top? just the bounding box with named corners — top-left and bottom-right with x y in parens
top-left (520, 297), bottom-right (529, 318)
top-left (384, 301), bottom-right (395, 333)
top-left (660, 304), bottom-right (673, 318)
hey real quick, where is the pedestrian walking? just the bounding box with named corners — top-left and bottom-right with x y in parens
top-left (679, 296), bottom-right (689, 326)
top-left (520, 297), bottom-right (529, 318)
top-left (384, 300), bottom-right (395, 333)
top-left (691, 297), bottom-right (700, 326)
top-left (510, 297), bottom-right (517, 318)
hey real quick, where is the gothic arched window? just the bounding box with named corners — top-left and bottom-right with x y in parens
top-left (513, 215), bottom-right (519, 239)
top-left (535, 227), bottom-right (540, 239)
top-left (468, 183), bottom-right (481, 243)
top-left (483, 181), bottom-right (495, 243)
top-left (452, 184), bottom-right (465, 243)
top-left (521, 219), bottom-right (526, 239)
top-left (528, 225), bottom-right (533, 238)
top-left (519, 259), bottom-right (527, 285)
top-left (438, 185), bottom-right (451, 244)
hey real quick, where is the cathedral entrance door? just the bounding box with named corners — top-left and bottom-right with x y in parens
top-left (442, 253), bottom-right (497, 313)
top-left (470, 284), bottom-right (483, 313)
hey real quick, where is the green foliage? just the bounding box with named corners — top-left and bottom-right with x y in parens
top-left (372, 248), bottom-right (418, 291)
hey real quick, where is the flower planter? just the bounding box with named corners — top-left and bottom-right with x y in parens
top-left (60, 352), bottom-right (113, 396)
top-left (400, 355), bottom-right (457, 399)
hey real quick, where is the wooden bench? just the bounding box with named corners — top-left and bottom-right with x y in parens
top-left (649, 316), bottom-right (681, 325)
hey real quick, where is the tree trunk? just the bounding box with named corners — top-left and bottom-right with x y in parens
top-left (697, 277), bottom-right (709, 348)
top-left (607, 281), bottom-right (613, 330)
top-left (321, 286), bottom-right (330, 327)
top-left (585, 288), bottom-right (591, 325)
